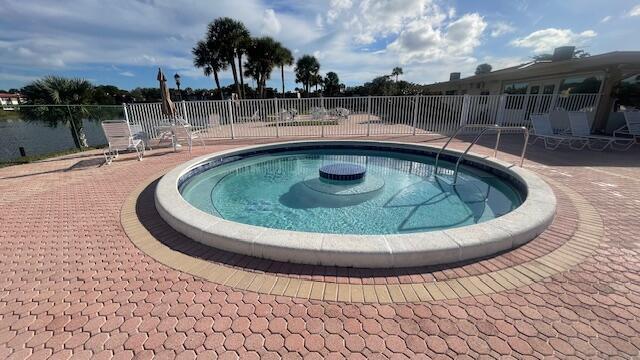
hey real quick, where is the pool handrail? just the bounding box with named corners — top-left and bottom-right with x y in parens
top-left (434, 124), bottom-right (530, 184)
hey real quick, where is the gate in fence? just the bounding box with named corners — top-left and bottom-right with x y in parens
top-left (124, 93), bottom-right (601, 141)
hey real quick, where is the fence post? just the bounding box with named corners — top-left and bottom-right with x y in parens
top-left (274, 98), bottom-right (280, 138)
top-left (181, 100), bottom-right (188, 122)
top-left (320, 95), bottom-right (325, 137)
top-left (496, 95), bottom-right (506, 126)
top-left (227, 99), bottom-right (235, 139)
top-left (412, 95), bottom-right (419, 135)
top-left (366, 96), bottom-right (372, 137)
top-left (459, 94), bottom-right (470, 127)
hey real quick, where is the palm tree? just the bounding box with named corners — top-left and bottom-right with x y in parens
top-left (273, 44), bottom-right (293, 97)
top-left (312, 73), bottom-right (323, 93)
top-left (294, 55), bottom-right (320, 96)
top-left (20, 76), bottom-right (95, 148)
top-left (244, 37), bottom-right (279, 98)
top-left (391, 67), bottom-right (403, 82)
top-left (324, 72), bottom-right (340, 96)
top-left (192, 40), bottom-right (227, 100)
top-left (237, 35), bottom-right (252, 99)
top-left (207, 17), bottom-right (250, 98)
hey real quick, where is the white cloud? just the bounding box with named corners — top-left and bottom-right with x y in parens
top-left (630, 5), bottom-right (640, 16)
top-left (600, 15), bottom-right (612, 23)
top-left (491, 21), bottom-right (515, 37)
top-left (339, 0), bottom-right (442, 45)
top-left (511, 28), bottom-right (597, 53)
top-left (387, 13), bottom-right (486, 63)
top-left (261, 9), bottom-right (281, 35)
top-left (119, 71), bottom-right (135, 77)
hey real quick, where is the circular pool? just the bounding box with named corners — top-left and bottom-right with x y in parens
top-left (155, 140), bottom-right (556, 267)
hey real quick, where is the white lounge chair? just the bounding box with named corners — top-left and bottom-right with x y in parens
top-left (172, 119), bottom-right (205, 153)
top-left (530, 114), bottom-right (576, 150)
top-left (568, 112), bottom-right (634, 151)
top-left (238, 109), bottom-right (260, 123)
top-left (101, 120), bottom-right (145, 164)
top-left (613, 111), bottom-right (640, 144)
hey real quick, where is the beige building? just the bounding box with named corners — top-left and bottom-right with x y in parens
top-left (424, 49), bottom-right (640, 131)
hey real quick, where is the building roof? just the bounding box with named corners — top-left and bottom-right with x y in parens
top-left (0, 93), bottom-right (23, 99)
top-left (428, 51), bottom-right (640, 87)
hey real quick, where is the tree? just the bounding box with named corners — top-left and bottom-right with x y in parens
top-left (273, 44), bottom-right (293, 96)
top-left (20, 76), bottom-right (95, 148)
top-left (294, 55), bottom-right (320, 95)
top-left (312, 73), bottom-right (323, 93)
top-left (475, 63), bottom-right (492, 75)
top-left (244, 37), bottom-right (279, 98)
top-left (236, 34), bottom-right (252, 99)
top-left (193, 39), bottom-right (227, 100)
top-left (323, 72), bottom-right (340, 96)
top-left (391, 67), bottom-right (403, 82)
top-left (207, 17), bottom-right (250, 98)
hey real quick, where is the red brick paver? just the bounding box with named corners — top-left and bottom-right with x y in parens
top-left (1, 135), bottom-right (639, 358)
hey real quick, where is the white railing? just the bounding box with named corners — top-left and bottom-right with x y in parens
top-left (124, 93), bottom-right (602, 140)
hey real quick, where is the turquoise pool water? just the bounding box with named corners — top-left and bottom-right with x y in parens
top-left (180, 148), bottom-right (523, 235)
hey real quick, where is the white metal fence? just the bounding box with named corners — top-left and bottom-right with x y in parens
top-left (124, 93), bottom-right (601, 140)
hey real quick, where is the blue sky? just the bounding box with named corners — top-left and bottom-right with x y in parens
top-left (0, 0), bottom-right (639, 91)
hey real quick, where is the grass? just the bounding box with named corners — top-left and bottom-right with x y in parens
top-left (0, 110), bottom-right (20, 120)
top-left (0, 146), bottom-right (101, 169)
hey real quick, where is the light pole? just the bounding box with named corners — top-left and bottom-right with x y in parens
top-left (174, 73), bottom-right (182, 101)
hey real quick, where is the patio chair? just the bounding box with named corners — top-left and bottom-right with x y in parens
top-left (311, 107), bottom-right (327, 121)
top-left (101, 120), bottom-right (145, 164)
top-left (238, 109), bottom-right (260, 123)
top-left (613, 111), bottom-right (640, 144)
top-left (529, 114), bottom-right (576, 150)
top-left (192, 114), bottom-right (220, 137)
top-left (172, 119), bottom-right (205, 153)
top-left (568, 112), bottom-right (634, 151)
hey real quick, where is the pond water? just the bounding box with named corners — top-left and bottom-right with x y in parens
top-left (0, 115), bottom-right (107, 162)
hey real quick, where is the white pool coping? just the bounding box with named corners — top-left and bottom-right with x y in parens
top-left (155, 140), bottom-right (556, 268)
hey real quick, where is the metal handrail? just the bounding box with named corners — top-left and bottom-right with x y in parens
top-left (434, 124), bottom-right (530, 184)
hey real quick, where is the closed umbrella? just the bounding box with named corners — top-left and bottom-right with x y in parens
top-left (157, 68), bottom-right (176, 118)
top-left (157, 68), bottom-right (179, 150)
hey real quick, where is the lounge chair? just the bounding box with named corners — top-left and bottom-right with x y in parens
top-left (529, 113), bottom-right (575, 150)
top-left (101, 120), bottom-right (145, 164)
top-left (238, 109), bottom-right (260, 123)
top-left (613, 111), bottom-right (640, 144)
top-left (172, 118), bottom-right (205, 153)
top-left (568, 112), bottom-right (634, 151)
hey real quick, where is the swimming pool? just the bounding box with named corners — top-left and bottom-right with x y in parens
top-left (179, 148), bottom-right (523, 235)
top-left (155, 140), bottom-right (556, 267)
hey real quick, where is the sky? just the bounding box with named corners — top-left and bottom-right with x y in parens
top-left (0, 0), bottom-right (639, 91)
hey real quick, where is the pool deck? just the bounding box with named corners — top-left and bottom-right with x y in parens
top-left (1, 134), bottom-right (640, 359)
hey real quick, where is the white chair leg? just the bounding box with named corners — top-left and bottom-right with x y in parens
top-left (569, 139), bottom-right (588, 150)
top-left (611, 140), bottom-right (635, 151)
top-left (586, 139), bottom-right (610, 151)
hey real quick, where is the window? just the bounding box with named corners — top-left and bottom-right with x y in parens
top-left (543, 84), bottom-right (555, 94)
top-left (559, 75), bottom-right (602, 94)
top-left (503, 82), bottom-right (528, 94)
top-left (445, 90), bottom-right (457, 95)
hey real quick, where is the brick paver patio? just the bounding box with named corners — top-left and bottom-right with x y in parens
top-left (1, 135), bottom-right (639, 359)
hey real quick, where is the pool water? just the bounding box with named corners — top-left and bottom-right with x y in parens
top-left (180, 148), bottom-right (523, 235)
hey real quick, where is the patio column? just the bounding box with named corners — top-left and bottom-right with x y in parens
top-left (593, 66), bottom-right (622, 132)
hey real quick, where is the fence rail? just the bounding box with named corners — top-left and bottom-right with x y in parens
top-left (124, 93), bottom-right (602, 141)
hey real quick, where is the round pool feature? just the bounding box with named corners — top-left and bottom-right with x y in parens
top-left (156, 140), bottom-right (557, 268)
top-left (319, 163), bottom-right (366, 181)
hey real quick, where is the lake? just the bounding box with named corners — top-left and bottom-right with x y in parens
top-left (0, 114), bottom-right (107, 162)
